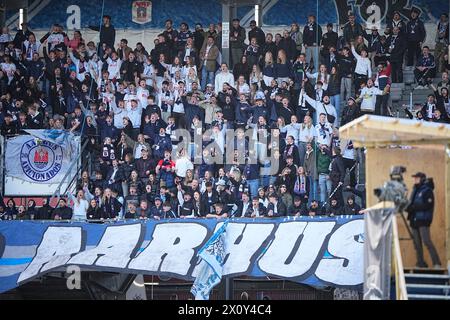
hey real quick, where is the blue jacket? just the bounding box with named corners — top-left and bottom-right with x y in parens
top-left (153, 134), bottom-right (172, 159)
top-left (416, 54), bottom-right (435, 68)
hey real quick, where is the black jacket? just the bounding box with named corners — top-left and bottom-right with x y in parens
top-left (52, 206), bottom-right (73, 220)
top-left (278, 37), bottom-right (297, 61)
top-left (321, 31), bottom-right (338, 51)
top-left (343, 22), bottom-right (364, 44)
top-left (329, 155), bottom-right (345, 184)
top-left (326, 203), bottom-right (343, 216)
top-left (249, 27), bottom-right (266, 47)
top-left (303, 23), bottom-right (322, 46)
top-left (201, 190), bottom-right (220, 215)
top-left (288, 203), bottom-right (307, 216)
top-left (90, 24), bottom-right (116, 49)
top-left (238, 203), bottom-right (267, 218)
top-left (102, 197), bottom-right (122, 219)
top-left (87, 207), bottom-right (102, 220)
top-left (36, 204), bottom-right (53, 220)
top-left (267, 201), bottom-right (287, 217)
top-left (406, 18), bottom-right (426, 43)
top-left (341, 103), bottom-right (361, 126)
top-left (342, 202), bottom-right (361, 215)
top-left (387, 34), bottom-right (407, 62)
top-left (406, 180), bottom-right (435, 227)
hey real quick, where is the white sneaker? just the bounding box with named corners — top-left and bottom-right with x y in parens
top-left (414, 85), bottom-right (424, 90)
top-left (433, 264), bottom-right (442, 269)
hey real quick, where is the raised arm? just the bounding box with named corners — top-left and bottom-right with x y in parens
top-left (351, 44), bottom-right (362, 60)
top-left (302, 91), bottom-right (318, 109)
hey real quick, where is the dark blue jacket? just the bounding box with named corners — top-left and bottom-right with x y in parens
top-left (236, 102), bottom-right (251, 124)
top-left (100, 123), bottom-right (119, 142)
top-left (407, 181), bottom-right (434, 227)
top-left (242, 163), bottom-right (260, 181)
top-left (153, 134), bottom-right (172, 159)
top-left (250, 105), bottom-right (270, 123)
top-left (416, 54), bottom-right (435, 68)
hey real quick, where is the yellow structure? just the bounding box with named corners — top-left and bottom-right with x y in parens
top-left (340, 115), bottom-right (450, 269)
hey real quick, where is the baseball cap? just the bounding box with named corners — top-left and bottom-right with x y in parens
top-left (412, 172), bottom-right (426, 179)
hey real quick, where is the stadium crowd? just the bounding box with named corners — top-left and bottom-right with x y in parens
top-left (0, 8), bottom-right (449, 221)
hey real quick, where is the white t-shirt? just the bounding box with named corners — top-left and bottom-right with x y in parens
top-left (71, 199), bottom-right (89, 220)
top-left (107, 57), bottom-right (122, 79)
top-left (215, 72), bottom-right (235, 94)
top-left (360, 86), bottom-right (383, 112)
top-left (1, 63), bottom-right (16, 84)
top-left (175, 157), bottom-right (194, 178)
top-left (315, 122), bottom-right (333, 146)
top-left (137, 87), bottom-right (149, 108)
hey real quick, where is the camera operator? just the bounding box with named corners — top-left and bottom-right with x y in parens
top-left (406, 172), bottom-right (442, 268)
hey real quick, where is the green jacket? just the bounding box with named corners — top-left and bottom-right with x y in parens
top-left (317, 150), bottom-right (331, 175)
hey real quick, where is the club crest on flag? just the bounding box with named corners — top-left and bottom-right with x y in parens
top-left (20, 138), bottom-right (64, 182)
top-left (132, 1), bottom-right (152, 24)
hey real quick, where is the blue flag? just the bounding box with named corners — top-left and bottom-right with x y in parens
top-left (191, 220), bottom-right (229, 300)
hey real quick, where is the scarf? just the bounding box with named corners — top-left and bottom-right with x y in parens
top-left (294, 175), bottom-right (306, 194)
top-left (318, 122), bottom-right (329, 140)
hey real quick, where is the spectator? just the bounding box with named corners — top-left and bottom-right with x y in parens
top-left (278, 30), bottom-right (297, 62)
top-left (406, 8), bottom-right (426, 67)
top-left (329, 146), bottom-right (345, 206)
top-left (16, 205), bottom-right (30, 220)
top-left (215, 63), bottom-right (235, 95)
top-left (52, 199), bottom-right (73, 220)
top-left (156, 150), bottom-right (176, 189)
top-left (267, 193), bottom-right (287, 217)
top-left (200, 35), bottom-right (219, 89)
top-left (25, 199), bottom-right (38, 220)
top-left (87, 199), bottom-right (101, 220)
top-left (326, 197), bottom-right (342, 216)
top-left (68, 189), bottom-right (89, 220)
top-left (303, 15), bottom-right (322, 73)
top-left (307, 199), bottom-right (321, 216)
top-left (304, 142), bottom-right (318, 202)
top-left (414, 46), bottom-right (436, 88)
top-left (321, 23), bottom-right (338, 59)
top-left (36, 198), bottom-right (53, 220)
top-left (342, 194), bottom-right (361, 215)
top-left (342, 12), bottom-right (364, 45)
top-left (386, 11), bottom-right (406, 35)
top-left (244, 37), bottom-right (261, 70)
top-left (229, 19), bottom-right (246, 69)
top-left (89, 15), bottom-right (116, 52)
top-left (436, 14), bottom-right (449, 72)
top-left (289, 23), bottom-right (303, 57)
top-left (288, 196), bottom-right (307, 216)
top-left (351, 44), bottom-right (372, 93)
top-left (248, 20), bottom-right (265, 48)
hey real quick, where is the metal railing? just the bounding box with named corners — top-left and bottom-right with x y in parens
top-left (392, 216), bottom-right (408, 300)
top-left (49, 138), bottom-right (89, 205)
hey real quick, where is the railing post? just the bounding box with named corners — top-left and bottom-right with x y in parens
top-left (392, 216), bottom-right (408, 300)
